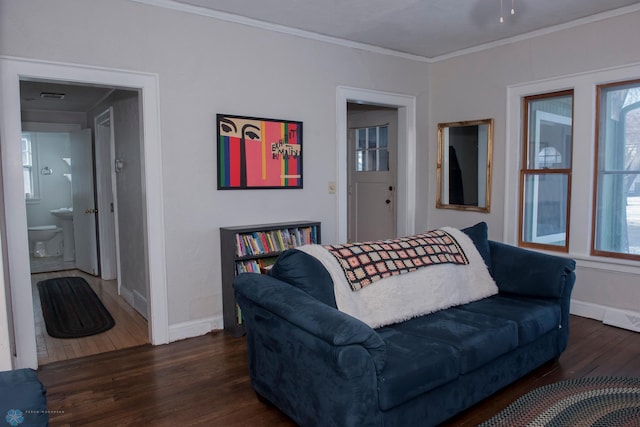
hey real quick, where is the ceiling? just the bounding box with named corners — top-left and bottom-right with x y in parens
top-left (19, 0), bottom-right (640, 113)
top-left (169, 0), bottom-right (640, 59)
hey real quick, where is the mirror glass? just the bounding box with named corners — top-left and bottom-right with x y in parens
top-left (437, 119), bottom-right (493, 212)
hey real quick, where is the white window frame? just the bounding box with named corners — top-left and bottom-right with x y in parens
top-left (21, 132), bottom-right (41, 202)
top-left (505, 62), bottom-right (640, 273)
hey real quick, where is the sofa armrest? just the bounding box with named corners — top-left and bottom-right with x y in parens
top-left (488, 241), bottom-right (576, 299)
top-left (233, 272), bottom-right (386, 373)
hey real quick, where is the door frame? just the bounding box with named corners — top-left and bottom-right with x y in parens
top-left (337, 86), bottom-right (416, 243)
top-left (0, 56), bottom-right (169, 368)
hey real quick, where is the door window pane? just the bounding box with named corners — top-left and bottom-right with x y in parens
top-left (593, 80), bottom-right (640, 259)
top-left (355, 125), bottom-right (389, 172)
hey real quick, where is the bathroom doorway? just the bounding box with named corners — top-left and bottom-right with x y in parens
top-left (19, 80), bottom-right (149, 364)
top-left (1, 57), bottom-right (169, 369)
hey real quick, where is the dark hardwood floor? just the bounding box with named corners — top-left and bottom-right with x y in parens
top-left (38, 315), bottom-right (640, 426)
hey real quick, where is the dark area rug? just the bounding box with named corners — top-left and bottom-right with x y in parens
top-left (480, 376), bottom-right (640, 426)
top-left (37, 276), bottom-right (115, 339)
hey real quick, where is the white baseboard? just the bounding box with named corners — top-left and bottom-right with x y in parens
top-left (168, 316), bottom-right (223, 342)
top-left (120, 286), bottom-right (148, 319)
top-left (133, 290), bottom-right (148, 319)
top-left (571, 299), bottom-right (640, 333)
top-left (570, 299), bottom-right (607, 320)
top-left (120, 286), bottom-right (135, 309)
top-left (603, 308), bottom-right (640, 333)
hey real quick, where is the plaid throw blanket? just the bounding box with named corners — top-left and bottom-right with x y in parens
top-left (324, 229), bottom-right (469, 291)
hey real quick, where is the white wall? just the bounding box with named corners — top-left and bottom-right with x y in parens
top-left (427, 10), bottom-right (640, 316)
top-left (0, 0), bottom-right (430, 332)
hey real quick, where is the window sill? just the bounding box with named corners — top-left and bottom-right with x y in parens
top-left (570, 252), bottom-right (640, 275)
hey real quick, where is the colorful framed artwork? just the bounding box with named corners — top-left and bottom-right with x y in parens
top-left (217, 114), bottom-right (303, 189)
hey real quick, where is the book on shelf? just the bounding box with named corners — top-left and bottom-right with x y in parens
top-left (235, 257), bottom-right (278, 275)
top-left (258, 257), bottom-right (277, 274)
top-left (235, 225), bottom-right (318, 257)
top-left (236, 303), bottom-right (242, 325)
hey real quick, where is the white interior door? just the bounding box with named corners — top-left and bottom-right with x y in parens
top-left (347, 108), bottom-right (397, 242)
top-left (70, 128), bottom-right (99, 275)
top-left (95, 108), bottom-right (119, 282)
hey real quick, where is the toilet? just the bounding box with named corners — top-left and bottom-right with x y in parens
top-left (27, 225), bottom-right (62, 257)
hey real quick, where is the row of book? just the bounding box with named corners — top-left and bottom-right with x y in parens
top-left (235, 226), bottom-right (318, 257)
top-left (235, 257), bottom-right (277, 274)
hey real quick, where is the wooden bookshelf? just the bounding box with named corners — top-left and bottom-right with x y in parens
top-left (220, 221), bottom-right (321, 337)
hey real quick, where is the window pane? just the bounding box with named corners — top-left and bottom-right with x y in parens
top-left (527, 95), bottom-right (572, 170)
top-left (353, 125), bottom-right (389, 172)
top-left (21, 134), bottom-right (35, 199)
top-left (379, 126), bottom-right (388, 148)
top-left (367, 127), bottom-right (377, 149)
top-left (357, 129), bottom-right (366, 150)
top-left (379, 148), bottom-right (389, 171)
top-left (593, 81), bottom-right (640, 258)
top-left (366, 150), bottom-right (376, 170)
top-left (594, 173), bottom-right (640, 255)
top-left (356, 150), bottom-right (364, 172)
top-left (522, 173), bottom-right (569, 247)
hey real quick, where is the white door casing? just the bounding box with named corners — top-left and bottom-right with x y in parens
top-left (337, 86), bottom-right (416, 244)
top-left (0, 56), bottom-right (169, 368)
top-left (70, 129), bottom-right (99, 275)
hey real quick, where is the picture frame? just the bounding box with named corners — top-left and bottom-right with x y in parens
top-left (436, 118), bottom-right (493, 212)
top-left (217, 114), bottom-right (303, 189)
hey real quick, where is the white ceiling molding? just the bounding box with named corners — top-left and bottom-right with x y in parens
top-left (131, 0), bottom-right (640, 63)
top-left (131, 0), bottom-right (431, 63)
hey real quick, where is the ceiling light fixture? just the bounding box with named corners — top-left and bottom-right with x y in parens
top-left (500, 0), bottom-right (515, 23)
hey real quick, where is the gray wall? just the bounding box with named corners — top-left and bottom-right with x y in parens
top-left (1, 0), bottom-right (638, 339)
top-left (0, 0), bottom-right (430, 328)
top-left (427, 10), bottom-right (640, 315)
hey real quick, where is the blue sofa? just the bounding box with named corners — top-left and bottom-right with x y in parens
top-left (233, 223), bottom-right (576, 426)
top-left (0, 368), bottom-right (48, 426)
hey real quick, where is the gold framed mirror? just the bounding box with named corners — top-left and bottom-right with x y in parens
top-left (437, 119), bottom-right (493, 212)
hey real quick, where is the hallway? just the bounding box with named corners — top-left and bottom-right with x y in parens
top-left (32, 270), bottom-right (148, 365)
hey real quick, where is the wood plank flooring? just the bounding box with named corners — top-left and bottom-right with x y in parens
top-left (37, 315), bottom-right (640, 426)
top-left (32, 270), bottom-right (149, 365)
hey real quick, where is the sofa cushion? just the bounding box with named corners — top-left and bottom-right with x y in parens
top-left (461, 221), bottom-right (492, 275)
top-left (269, 249), bottom-right (337, 308)
top-left (458, 295), bottom-right (561, 346)
top-left (391, 308), bottom-right (518, 374)
top-left (375, 328), bottom-right (459, 411)
top-left (488, 240), bottom-right (575, 298)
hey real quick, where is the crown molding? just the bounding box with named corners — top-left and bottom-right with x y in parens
top-left (130, 0), bottom-right (431, 63)
top-left (430, 3), bottom-right (640, 62)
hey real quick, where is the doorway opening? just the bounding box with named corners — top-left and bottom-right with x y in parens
top-left (337, 87), bottom-right (417, 244)
top-left (347, 103), bottom-right (398, 242)
top-left (0, 57), bottom-right (169, 369)
top-left (20, 80), bottom-right (149, 365)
